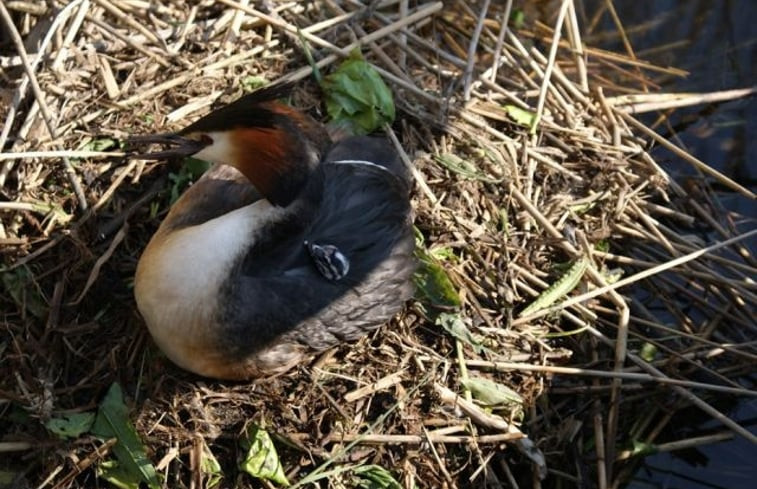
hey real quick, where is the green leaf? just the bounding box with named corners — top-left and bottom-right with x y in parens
top-left (353, 464), bottom-right (402, 489)
top-left (91, 383), bottom-right (160, 489)
top-left (297, 28), bottom-right (322, 84)
top-left (413, 252), bottom-right (461, 309)
top-left (321, 49), bottom-right (395, 135)
top-left (503, 105), bottom-right (536, 127)
top-left (97, 459), bottom-right (142, 489)
top-left (433, 153), bottom-right (502, 183)
top-left (461, 377), bottom-right (523, 407)
top-left (519, 257), bottom-right (588, 317)
top-left (183, 157), bottom-right (211, 179)
top-left (435, 313), bottom-right (484, 354)
top-left (80, 138), bottom-right (118, 152)
top-left (594, 240), bottom-right (610, 253)
top-left (630, 439), bottom-right (658, 457)
top-left (241, 75), bottom-right (268, 92)
top-left (429, 246), bottom-right (456, 262)
top-left (639, 342), bottom-right (657, 362)
top-left (167, 158), bottom-right (211, 204)
top-left (201, 441), bottom-right (223, 488)
top-left (1, 266), bottom-right (48, 318)
top-left (239, 424), bottom-right (289, 486)
top-left (510, 9), bottom-right (526, 30)
top-left (45, 412), bottom-right (95, 439)
top-left (0, 471), bottom-right (18, 486)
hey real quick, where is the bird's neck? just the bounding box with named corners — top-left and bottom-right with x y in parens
top-left (229, 107), bottom-right (332, 207)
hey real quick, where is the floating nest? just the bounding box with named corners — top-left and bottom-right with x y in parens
top-left (1, 1), bottom-right (755, 488)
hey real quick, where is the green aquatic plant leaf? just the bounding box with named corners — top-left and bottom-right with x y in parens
top-left (91, 383), bottom-right (160, 489)
top-left (321, 49), bottom-right (395, 135)
top-left (239, 424), bottom-right (289, 486)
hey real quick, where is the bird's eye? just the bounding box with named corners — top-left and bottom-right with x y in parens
top-left (200, 134), bottom-right (213, 145)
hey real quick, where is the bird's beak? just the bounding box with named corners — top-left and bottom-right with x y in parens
top-left (126, 133), bottom-right (209, 160)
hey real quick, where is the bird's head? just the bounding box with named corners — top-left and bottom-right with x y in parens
top-left (127, 83), bottom-right (331, 207)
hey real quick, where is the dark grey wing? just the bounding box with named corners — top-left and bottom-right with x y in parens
top-left (323, 135), bottom-right (411, 186)
top-left (160, 164), bottom-right (263, 231)
top-left (216, 136), bottom-right (415, 358)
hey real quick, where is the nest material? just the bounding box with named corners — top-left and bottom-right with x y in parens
top-left (1, 1), bottom-right (755, 488)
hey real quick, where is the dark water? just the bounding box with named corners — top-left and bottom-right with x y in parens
top-left (582, 0), bottom-right (756, 218)
top-left (579, 1), bottom-right (757, 488)
top-left (629, 401), bottom-right (757, 489)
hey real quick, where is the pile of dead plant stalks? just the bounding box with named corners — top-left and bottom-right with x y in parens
top-left (1, 1), bottom-right (755, 488)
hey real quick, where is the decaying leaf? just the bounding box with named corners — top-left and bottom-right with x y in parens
top-left (239, 424), bottom-right (289, 486)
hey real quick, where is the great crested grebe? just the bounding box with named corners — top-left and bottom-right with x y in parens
top-left (128, 84), bottom-right (415, 380)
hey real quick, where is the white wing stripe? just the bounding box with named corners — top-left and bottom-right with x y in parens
top-left (328, 159), bottom-right (392, 173)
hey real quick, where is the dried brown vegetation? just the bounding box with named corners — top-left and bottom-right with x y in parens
top-left (1, 1), bottom-right (755, 488)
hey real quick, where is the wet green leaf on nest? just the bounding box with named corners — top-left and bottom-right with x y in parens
top-left (321, 49), bottom-right (395, 135)
top-left (45, 412), bottom-right (95, 439)
top-left (462, 377), bottom-right (523, 407)
top-left (91, 383), bottom-right (160, 489)
top-left (519, 257), bottom-right (588, 318)
top-left (239, 424), bottom-right (289, 486)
